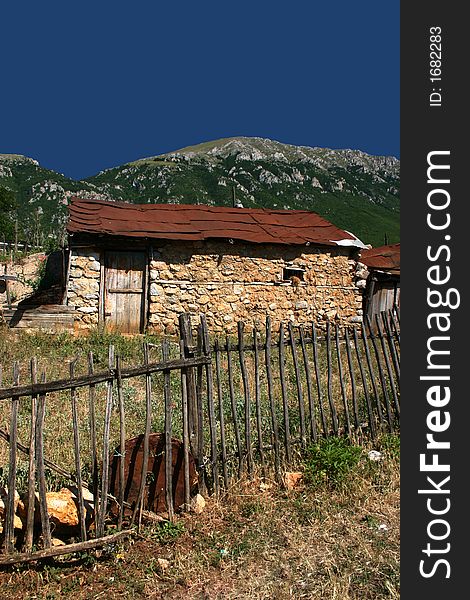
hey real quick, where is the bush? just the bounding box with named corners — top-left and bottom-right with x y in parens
top-left (304, 436), bottom-right (362, 489)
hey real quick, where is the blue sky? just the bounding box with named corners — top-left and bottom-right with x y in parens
top-left (1, 1), bottom-right (399, 180)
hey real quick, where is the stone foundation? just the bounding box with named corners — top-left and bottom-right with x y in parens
top-left (67, 240), bottom-right (367, 334)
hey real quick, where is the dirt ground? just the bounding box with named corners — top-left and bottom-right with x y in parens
top-left (0, 458), bottom-right (399, 600)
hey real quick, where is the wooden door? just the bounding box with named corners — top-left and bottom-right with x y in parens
top-left (104, 251), bottom-right (147, 333)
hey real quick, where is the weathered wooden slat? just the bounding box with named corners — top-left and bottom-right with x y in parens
top-left (0, 426), bottom-right (160, 524)
top-left (375, 314), bottom-right (400, 417)
top-left (344, 328), bottom-right (360, 429)
top-left (0, 356), bottom-right (210, 401)
top-left (131, 343), bottom-right (152, 530)
top-left (4, 362), bottom-right (20, 553)
top-left (278, 323), bottom-right (292, 465)
top-left (195, 326), bottom-right (205, 489)
top-left (335, 325), bottom-right (351, 436)
top-left (265, 317), bottom-right (280, 478)
top-left (162, 340), bottom-right (174, 519)
top-left (0, 530), bottom-right (134, 567)
top-left (70, 360), bottom-right (87, 542)
top-left (36, 371), bottom-right (51, 549)
top-left (390, 308), bottom-right (401, 346)
top-left (238, 321), bottom-right (253, 476)
top-left (178, 314), bottom-right (199, 465)
top-left (115, 354), bottom-right (126, 530)
top-left (366, 315), bottom-right (394, 432)
top-left (24, 358), bottom-right (37, 553)
top-left (214, 339), bottom-right (229, 489)
top-left (179, 339), bottom-right (191, 510)
top-left (200, 316), bottom-right (219, 495)
top-left (253, 328), bottom-right (266, 474)
top-left (312, 324), bottom-right (327, 436)
top-left (226, 336), bottom-right (243, 476)
top-left (97, 346), bottom-right (114, 537)
top-left (361, 322), bottom-right (384, 428)
top-left (352, 328), bottom-right (376, 439)
top-left (326, 321), bottom-right (339, 434)
top-left (298, 325), bottom-right (317, 443)
top-left (288, 322), bottom-right (306, 449)
top-left (87, 352), bottom-right (99, 534)
top-left (382, 311), bottom-right (400, 381)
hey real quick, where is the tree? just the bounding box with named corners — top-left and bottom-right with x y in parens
top-left (0, 186), bottom-right (17, 242)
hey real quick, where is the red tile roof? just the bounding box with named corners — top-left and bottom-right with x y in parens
top-left (361, 243), bottom-right (400, 273)
top-left (67, 197), bottom-right (362, 247)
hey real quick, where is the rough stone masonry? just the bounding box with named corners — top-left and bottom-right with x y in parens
top-left (66, 239), bottom-right (369, 334)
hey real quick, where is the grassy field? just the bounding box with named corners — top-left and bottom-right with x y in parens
top-left (0, 434), bottom-right (399, 599)
top-left (0, 327), bottom-right (399, 598)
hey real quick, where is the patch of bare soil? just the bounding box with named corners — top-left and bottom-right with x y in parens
top-left (0, 457), bottom-right (399, 600)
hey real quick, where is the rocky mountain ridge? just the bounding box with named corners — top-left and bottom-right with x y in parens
top-left (0, 137), bottom-right (399, 247)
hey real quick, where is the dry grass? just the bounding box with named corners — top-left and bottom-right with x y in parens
top-left (0, 447), bottom-right (399, 599)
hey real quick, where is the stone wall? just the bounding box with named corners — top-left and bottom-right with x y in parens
top-left (148, 240), bottom-right (365, 334)
top-left (67, 240), bottom-right (367, 334)
top-left (0, 253), bottom-right (46, 306)
top-left (66, 248), bottom-right (101, 326)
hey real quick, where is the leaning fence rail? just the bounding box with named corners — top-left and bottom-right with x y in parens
top-left (0, 309), bottom-right (400, 562)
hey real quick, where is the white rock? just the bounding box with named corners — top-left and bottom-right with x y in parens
top-left (191, 493), bottom-right (206, 514)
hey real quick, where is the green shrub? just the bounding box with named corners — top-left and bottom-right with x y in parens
top-left (304, 436), bottom-right (362, 489)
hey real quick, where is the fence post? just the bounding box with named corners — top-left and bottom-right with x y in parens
top-left (178, 314), bottom-right (200, 464)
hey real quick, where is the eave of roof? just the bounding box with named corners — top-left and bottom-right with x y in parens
top-left (67, 197), bottom-right (367, 248)
top-left (361, 243), bottom-right (400, 272)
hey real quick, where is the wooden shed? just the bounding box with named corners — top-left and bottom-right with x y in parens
top-left (361, 243), bottom-right (400, 327)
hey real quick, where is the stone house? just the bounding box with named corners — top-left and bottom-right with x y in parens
top-left (66, 197), bottom-right (370, 334)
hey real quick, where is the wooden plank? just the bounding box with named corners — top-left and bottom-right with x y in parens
top-left (365, 315), bottom-right (394, 432)
top-left (361, 322), bottom-right (384, 429)
top-left (375, 314), bottom-right (400, 418)
top-left (24, 358), bottom-right (38, 553)
top-left (178, 314), bottom-right (201, 461)
top-left (200, 316), bottom-right (219, 495)
top-left (214, 339), bottom-right (229, 489)
top-left (115, 354), bottom-right (126, 530)
top-left (226, 335), bottom-right (243, 476)
top-left (0, 530), bottom-right (134, 567)
top-left (335, 325), bottom-right (351, 436)
top-left (325, 321), bottom-right (339, 434)
top-left (0, 356), bottom-right (210, 401)
top-left (238, 321), bottom-right (253, 476)
top-left (278, 323), bottom-right (292, 465)
top-left (162, 340), bottom-right (174, 520)
top-left (4, 362), bottom-right (20, 553)
top-left (352, 328), bottom-right (376, 439)
top-left (0, 426), bottom-right (161, 525)
top-left (97, 345), bottom-right (114, 537)
top-left (344, 328), bottom-right (360, 430)
top-left (131, 343), bottom-right (152, 531)
top-left (70, 360), bottom-right (87, 542)
top-left (288, 322), bottom-right (307, 449)
top-left (390, 308), bottom-right (401, 346)
top-left (36, 371), bottom-right (51, 549)
top-left (179, 339), bottom-right (191, 510)
top-left (312, 324), bottom-right (327, 436)
top-left (265, 317), bottom-right (280, 478)
top-left (253, 327), bottom-right (266, 475)
top-left (298, 325), bottom-right (317, 443)
top-left (195, 325), bottom-right (206, 494)
top-left (87, 351), bottom-right (99, 532)
top-left (382, 311), bottom-right (400, 384)
top-left (104, 251), bottom-right (146, 334)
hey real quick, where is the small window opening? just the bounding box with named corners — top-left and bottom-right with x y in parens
top-left (283, 267), bottom-right (305, 282)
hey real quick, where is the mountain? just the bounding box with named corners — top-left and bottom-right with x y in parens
top-left (0, 137), bottom-right (399, 248)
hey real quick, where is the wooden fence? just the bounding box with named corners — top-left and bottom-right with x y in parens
top-left (0, 309), bottom-right (400, 563)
